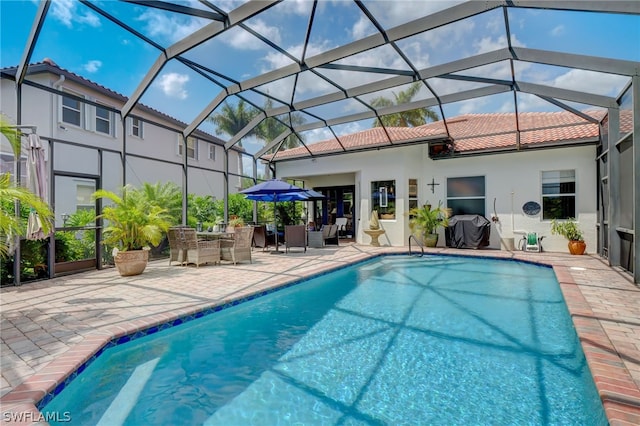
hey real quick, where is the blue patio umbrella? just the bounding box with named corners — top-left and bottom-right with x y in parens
top-left (241, 179), bottom-right (307, 253)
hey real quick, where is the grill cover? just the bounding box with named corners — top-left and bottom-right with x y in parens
top-left (445, 214), bottom-right (491, 249)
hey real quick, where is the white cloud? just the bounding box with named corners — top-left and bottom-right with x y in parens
top-left (351, 16), bottom-right (374, 40)
top-left (156, 73), bottom-right (190, 99)
top-left (550, 25), bottom-right (565, 37)
top-left (50, 0), bottom-right (100, 28)
top-left (224, 20), bottom-right (282, 50)
top-left (549, 69), bottom-right (628, 97)
top-left (83, 60), bottom-right (102, 73)
top-left (136, 10), bottom-right (208, 43)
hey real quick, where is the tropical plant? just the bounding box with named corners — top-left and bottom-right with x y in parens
top-left (92, 185), bottom-right (171, 252)
top-left (207, 100), bottom-right (258, 147)
top-left (370, 82), bottom-right (439, 127)
top-left (408, 202), bottom-right (449, 236)
top-left (136, 181), bottom-right (182, 224)
top-left (551, 218), bottom-right (584, 241)
top-left (55, 209), bottom-right (97, 262)
top-left (0, 115), bottom-right (53, 258)
top-left (254, 98), bottom-right (306, 150)
top-left (188, 194), bottom-right (218, 227)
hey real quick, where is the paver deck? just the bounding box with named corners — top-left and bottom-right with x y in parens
top-left (1, 244), bottom-right (639, 425)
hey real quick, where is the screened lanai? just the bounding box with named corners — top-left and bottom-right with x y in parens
top-left (0, 1), bottom-right (638, 283)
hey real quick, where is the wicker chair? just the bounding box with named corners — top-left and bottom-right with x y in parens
top-left (182, 228), bottom-right (220, 267)
top-left (252, 225), bottom-right (273, 251)
top-left (167, 226), bottom-right (190, 265)
top-left (284, 225), bottom-right (306, 253)
top-left (322, 224), bottom-right (339, 246)
top-left (220, 226), bottom-right (254, 265)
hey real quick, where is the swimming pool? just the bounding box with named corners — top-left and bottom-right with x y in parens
top-left (42, 255), bottom-right (607, 425)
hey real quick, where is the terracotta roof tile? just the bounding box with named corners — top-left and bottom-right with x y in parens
top-left (272, 110), bottom-right (603, 160)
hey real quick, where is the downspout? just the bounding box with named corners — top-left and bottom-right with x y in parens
top-left (51, 74), bottom-right (65, 135)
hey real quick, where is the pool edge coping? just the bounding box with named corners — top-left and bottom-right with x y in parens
top-left (2, 249), bottom-right (639, 425)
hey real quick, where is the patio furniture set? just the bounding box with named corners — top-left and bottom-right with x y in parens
top-left (168, 226), bottom-right (254, 267)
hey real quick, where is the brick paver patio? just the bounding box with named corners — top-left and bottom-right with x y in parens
top-left (1, 244), bottom-right (639, 425)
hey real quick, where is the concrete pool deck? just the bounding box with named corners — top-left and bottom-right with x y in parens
top-left (1, 243), bottom-right (639, 425)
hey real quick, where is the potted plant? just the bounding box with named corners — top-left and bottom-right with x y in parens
top-left (93, 185), bottom-right (171, 276)
top-left (408, 202), bottom-right (449, 247)
top-left (228, 216), bottom-right (245, 228)
top-left (551, 218), bottom-right (586, 255)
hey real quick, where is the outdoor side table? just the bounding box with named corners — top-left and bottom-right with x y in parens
top-left (307, 231), bottom-right (324, 248)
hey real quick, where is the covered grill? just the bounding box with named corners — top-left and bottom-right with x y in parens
top-left (445, 214), bottom-right (491, 249)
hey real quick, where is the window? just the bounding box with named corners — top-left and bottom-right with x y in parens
top-left (447, 176), bottom-right (485, 216)
top-left (178, 136), bottom-right (198, 159)
top-left (408, 178), bottom-right (418, 211)
top-left (76, 182), bottom-right (96, 211)
top-left (542, 170), bottom-right (576, 220)
top-left (208, 144), bottom-right (216, 160)
top-left (371, 180), bottom-right (395, 220)
top-left (95, 105), bottom-right (112, 135)
top-left (62, 93), bottom-right (82, 126)
top-left (130, 117), bottom-right (143, 138)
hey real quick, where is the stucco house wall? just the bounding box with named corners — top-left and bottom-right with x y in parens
top-left (276, 143), bottom-right (597, 253)
top-left (1, 66), bottom-right (238, 203)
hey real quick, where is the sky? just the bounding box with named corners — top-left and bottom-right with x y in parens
top-left (1, 0), bottom-right (638, 155)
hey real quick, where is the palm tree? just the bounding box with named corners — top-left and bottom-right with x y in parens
top-left (254, 98), bottom-right (306, 150)
top-left (0, 115), bottom-right (53, 258)
top-left (370, 82), bottom-right (439, 127)
top-left (207, 100), bottom-right (258, 147)
top-left (208, 100), bottom-right (258, 178)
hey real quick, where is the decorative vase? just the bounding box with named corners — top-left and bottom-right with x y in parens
top-left (424, 233), bottom-right (438, 248)
top-left (114, 250), bottom-right (149, 276)
top-left (568, 240), bottom-right (586, 255)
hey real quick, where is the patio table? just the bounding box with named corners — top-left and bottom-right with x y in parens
top-left (197, 231), bottom-right (235, 241)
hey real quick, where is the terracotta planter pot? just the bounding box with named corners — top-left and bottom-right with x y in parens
top-left (568, 240), bottom-right (586, 255)
top-left (114, 250), bottom-right (149, 276)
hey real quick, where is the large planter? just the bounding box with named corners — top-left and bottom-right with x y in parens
top-left (114, 250), bottom-right (149, 276)
top-left (568, 240), bottom-right (586, 255)
top-left (424, 233), bottom-right (439, 248)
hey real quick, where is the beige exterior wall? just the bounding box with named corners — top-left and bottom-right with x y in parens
top-left (276, 144), bottom-right (597, 253)
top-left (1, 71), bottom-right (238, 202)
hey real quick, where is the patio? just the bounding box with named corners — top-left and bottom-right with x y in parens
top-left (1, 243), bottom-right (639, 424)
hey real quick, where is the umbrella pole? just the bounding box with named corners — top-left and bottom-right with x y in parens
top-left (271, 196), bottom-right (283, 254)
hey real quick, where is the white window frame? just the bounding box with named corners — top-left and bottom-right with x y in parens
top-left (95, 102), bottom-right (114, 136)
top-left (541, 169), bottom-right (576, 220)
top-left (446, 175), bottom-right (486, 216)
top-left (60, 90), bottom-right (84, 128)
top-left (178, 136), bottom-right (198, 159)
top-left (75, 180), bottom-right (96, 211)
top-left (129, 117), bottom-right (143, 139)
top-left (208, 144), bottom-right (216, 160)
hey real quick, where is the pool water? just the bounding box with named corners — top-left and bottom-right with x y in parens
top-left (43, 255), bottom-right (607, 425)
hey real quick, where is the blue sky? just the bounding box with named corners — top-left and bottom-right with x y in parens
top-left (1, 0), bottom-right (638, 154)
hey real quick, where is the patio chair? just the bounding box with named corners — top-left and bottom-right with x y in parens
top-left (167, 226), bottom-right (190, 265)
top-left (284, 225), bottom-right (306, 253)
top-left (252, 225), bottom-right (272, 251)
top-left (182, 228), bottom-right (221, 267)
top-left (322, 224), bottom-right (339, 246)
top-left (335, 217), bottom-right (351, 238)
top-left (220, 226), bottom-right (254, 265)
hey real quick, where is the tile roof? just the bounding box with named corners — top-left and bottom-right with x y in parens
top-left (272, 110), bottom-right (605, 160)
top-left (1, 59), bottom-right (232, 148)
